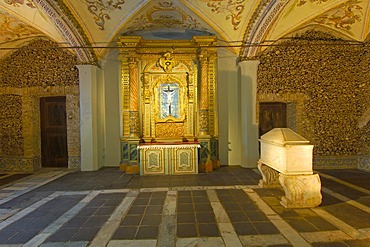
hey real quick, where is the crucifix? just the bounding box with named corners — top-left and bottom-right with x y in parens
top-left (163, 84), bottom-right (174, 116)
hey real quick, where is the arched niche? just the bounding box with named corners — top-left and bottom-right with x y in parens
top-left (142, 61), bottom-right (197, 141)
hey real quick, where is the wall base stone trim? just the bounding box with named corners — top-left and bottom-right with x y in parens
top-left (358, 155), bottom-right (370, 171)
top-left (0, 157), bottom-right (34, 173)
top-left (313, 156), bottom-right (358, 169)
top-left (68, 156), bottom-right (81, 169)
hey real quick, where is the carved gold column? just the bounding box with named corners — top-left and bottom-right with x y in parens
top-left (207, 48), bottom-right (217, 136)
top-left (118, 36), bottom-right (141, 173)
top-left (194, 36), bottom-right (218, 137)
top-left (118, 36), bottom-right (141, 139)
top-left (199, 53), bottom-right (209, 136)
top-left (194, 36), bottom-right (219, 172)
top-left (129, 56), bottom-right (139, 137)
top-left (119, 52), bottom-right (130, 138)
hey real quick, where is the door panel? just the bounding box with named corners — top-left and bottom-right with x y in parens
top-left (259, 102), bottom-right (287, 137)
top-left (40, 97), bottom-right (68, 167)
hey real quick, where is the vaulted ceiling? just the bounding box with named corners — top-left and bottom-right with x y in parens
top-left (1, 0), bottom-right (369, 63)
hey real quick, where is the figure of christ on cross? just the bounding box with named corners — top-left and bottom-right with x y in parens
top-left (163, 84), bottom-right (175, 116)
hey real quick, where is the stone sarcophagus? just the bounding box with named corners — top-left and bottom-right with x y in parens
top-left (258, 128), bottom-right (322, 208)
top-left (259, 128), bottom-right (314, 175)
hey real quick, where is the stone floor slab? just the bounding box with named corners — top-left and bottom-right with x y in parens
top-left (0, 167), bottom-right (368, 247)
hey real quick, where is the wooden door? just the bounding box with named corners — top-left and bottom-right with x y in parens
top-left (40, 97), bottom-right (68, 167)
top-left (259, 102), bottom-right (287, 137)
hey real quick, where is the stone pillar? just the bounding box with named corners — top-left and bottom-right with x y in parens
top-left (239, 60), bottom-right (260, 168)
top-left (77, 64), bottom-right (101, 171)
top-left (100, 53), bottom-right (121, 168)
top-left (218, 49), bottom-right (238, 166)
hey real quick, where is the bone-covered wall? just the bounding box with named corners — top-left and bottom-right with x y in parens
top-left (0, 39), bottom-right (80, 172)
top-left (256, 30), bottom-right (370, 170)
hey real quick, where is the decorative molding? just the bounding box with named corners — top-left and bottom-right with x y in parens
top-left (138, 143), bottom-right (200, 149)
top-left (200, 0), bottom-right (247, 30)
top-left (240, 0), bottom-right (288, 59)
top-left (84, 0), bottom-right (126, 30)
top-left (32, 0), bottom-right (97, 64)
top-left (240, 0), bottom-right (270, 57)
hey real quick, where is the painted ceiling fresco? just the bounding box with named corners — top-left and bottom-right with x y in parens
top-left (0, 0), bottom-right (369, 62)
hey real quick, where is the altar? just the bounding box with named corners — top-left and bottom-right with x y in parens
top-left (118, 36), bottom-right (219, 175)
top-left (138, 142), bottom-right (200, 175)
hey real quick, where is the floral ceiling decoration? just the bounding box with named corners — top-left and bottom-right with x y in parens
top-left (125, 1), bottom-right (210, 34)
top-left (296, 0), bottom-right (329, 6)
top-left (283, 0), bottom-right (329, 19)
top-left (4, 0), bottom-right (36, 8)
top-left (1, 0), bottom-right (370, 61)
top-left (85, 0), bottom-right (126, 30)
top-left (313, 0), bottom-right (363, 33)
top-left (201, 0), bottom-right (247, 30)
top-left (0, 11), bottom-right (41, 44)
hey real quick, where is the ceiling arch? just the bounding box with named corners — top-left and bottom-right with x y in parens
top-left (0, 0), bottom-right (369, 62)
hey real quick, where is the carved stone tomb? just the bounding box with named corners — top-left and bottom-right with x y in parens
top-left (258, 128), bottom-right (322, 208)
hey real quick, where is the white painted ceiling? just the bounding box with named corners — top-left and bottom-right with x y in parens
top-left (0, 0), bottom-right (369, 62)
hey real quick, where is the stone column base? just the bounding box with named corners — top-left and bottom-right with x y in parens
top-left (279, 173), bottom-right (322, 208)
top-left (257, 161), bottom-right (280, 188)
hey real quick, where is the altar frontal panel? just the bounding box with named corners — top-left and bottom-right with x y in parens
top-left (138, 143), bottom-right (199, 175)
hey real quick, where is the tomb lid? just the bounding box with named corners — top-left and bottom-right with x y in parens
top-left (260, 128), bottom-right (310, 145)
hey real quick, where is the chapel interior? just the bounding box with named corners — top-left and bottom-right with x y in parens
top-left (0, 0), bottom-right (369, 174)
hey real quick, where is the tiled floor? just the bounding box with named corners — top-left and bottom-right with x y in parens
top-left (0, 166), bottom-right (369, 247)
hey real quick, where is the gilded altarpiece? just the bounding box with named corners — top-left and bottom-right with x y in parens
top-left (118, 36), bottom-right (219, 175)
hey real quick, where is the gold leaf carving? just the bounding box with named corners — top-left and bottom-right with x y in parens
top-left (157, 51), bottom-right (179, 72)
top-left (156, 122), bottom-right (184, 137)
